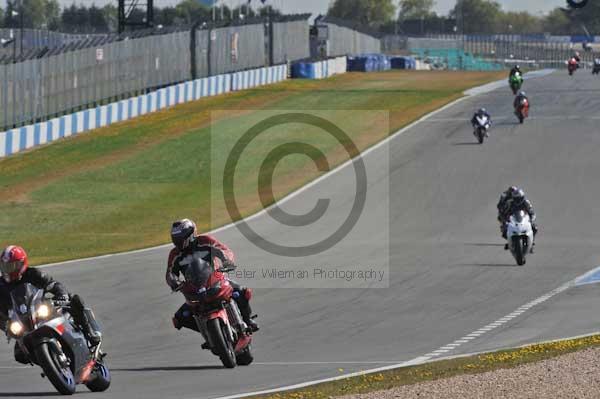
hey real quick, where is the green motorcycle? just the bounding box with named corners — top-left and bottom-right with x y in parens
top-left (509, 72), bottom-right (523, 95)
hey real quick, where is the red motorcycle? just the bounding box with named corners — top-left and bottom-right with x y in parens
top-left (515, 98), bottom-right (529, 124)
top-left (568, 58), bottom-right (579, 76)
top-left (176, 246), bottom-right (254, 368)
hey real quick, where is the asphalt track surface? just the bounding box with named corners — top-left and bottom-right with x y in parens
top-left (2, 71), bottom-right (600, 398)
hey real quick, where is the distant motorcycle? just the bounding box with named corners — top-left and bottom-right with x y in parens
top-left (509, 72), bottom-right (523, 95)
top-left (515, 97), bottom-right (529, 124)
top-left (568, 58), bottom-right (579, 76)
top-left (506, 210), bottom-right (535, 266)
top-left (6, 284), bottom-right (110, 395)
top-left (175, 246), bottom-right (254, 368)
top-left (592, 60), bottom-right (600, 75)
top-left (473, 114), bottom-right (491, 144)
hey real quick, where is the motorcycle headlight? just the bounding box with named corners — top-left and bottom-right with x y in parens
top-left (37, 304), bottom-right (51, 319)
top-left (9, 321), bottom-right (24, 336)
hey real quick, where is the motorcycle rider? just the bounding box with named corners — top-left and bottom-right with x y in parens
top-left (166, 219), bottom-right (259, 346)
top-left (514, 91), bottom-right (529, 112)
top-left (497, 187), bottom-right (538, 252)
top-left (0, 246), bottom-right (102, 363)
top-left (509, 64), bottom-right (522, 79)
top-left (471, 108), bottom-right (492, 137)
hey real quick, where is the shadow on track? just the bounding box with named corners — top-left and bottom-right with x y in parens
top-left (462, 263), bottom-right (518, 268)
top-left (113, 365), bottom-right (224, 372)
top-left (451, 142), bottom-right (480, 146)
top-left (0, 393), bottom-right (63, 397)
top-left (464, 243), bottom-right (505, 247)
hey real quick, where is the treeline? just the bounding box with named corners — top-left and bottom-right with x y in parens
top-left (328, 0), bottom-right (600, 35)
top-left (0, 0), bottom-right (281, 34)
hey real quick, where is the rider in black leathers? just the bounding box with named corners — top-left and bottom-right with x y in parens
top-left (509, 65), bottom-right (522, 79)
top-left (497, 187), bottom-right (538, 251)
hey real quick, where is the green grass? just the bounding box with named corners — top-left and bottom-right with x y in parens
top-left (249, 334), bottom-right (600, 399)
top-left (0, 70), bottom-right (506, 264)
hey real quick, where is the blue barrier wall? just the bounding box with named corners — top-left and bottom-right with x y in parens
top-left (0, 64), bottom-right (287, 159)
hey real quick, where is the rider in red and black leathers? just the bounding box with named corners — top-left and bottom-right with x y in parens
top-left (167, 219), bottom-right (258, 339)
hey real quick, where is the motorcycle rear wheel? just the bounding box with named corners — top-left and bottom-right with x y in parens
top-left (236, 344), bottom-right (254, 366)
top-left (34, 341), bottom-right (76, 395)
top-left (207, 319), bottom-right (236, 369)
top-left (85, 361), bottom-right (111, 392)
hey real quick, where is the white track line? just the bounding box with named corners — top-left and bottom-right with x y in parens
top-left (211, 265), bottom-right (596, 399)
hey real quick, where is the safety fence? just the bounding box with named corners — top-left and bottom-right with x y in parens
top-left (0, 64), bottom-right (287, 159)
top-left (0, 16), bottom-right (311, 133)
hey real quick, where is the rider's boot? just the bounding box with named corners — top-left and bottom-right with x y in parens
top-left (71, 295), bottom-right (102, 346)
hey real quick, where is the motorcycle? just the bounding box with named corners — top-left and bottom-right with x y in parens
top-left (509, 72), bottom-right (523, 95)
top-left (568, 58), bottom-right (579, 76)
top-left (515, 97), bottom-right (529, 124)
top-left (6, 284), bottom-right (110, 395)
top-left (175, 246), bottom-right (254, 368)
top-left (506, 210), bottom-right (535, 266)
top-left (592, 61), bottom-right (600, 75)
top-left (473, 114), bottom-right (490, 144)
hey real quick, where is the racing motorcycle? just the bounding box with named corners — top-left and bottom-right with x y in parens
top-left (6, 284), bottom-right (110, 395)
top-left (175, 246), bottom-right (254, 368)
top-left (568, 58), bottom-right (579, 76)
top-left (509, 72), bottom-right (523, 95)
top-left (592, 60), bottom-right (600, 75)
top-left (473, 114), bottom-right (491, 144)
top-left (515, 97), bottom-right (529, 124)
top-left (506, 210), bottom-right (535, 266)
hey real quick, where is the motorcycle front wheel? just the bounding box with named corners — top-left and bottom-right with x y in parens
top-left (34, 341), bottom-right (76, 395)
top-left (512, 236), bottom-right (526, 266)
top-left (207, 318), bottom-right (236, 368)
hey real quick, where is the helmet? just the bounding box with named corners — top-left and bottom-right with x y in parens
top-left (515, 64), bottom-right (521, 70)
top-left (171, 219), bottom-right (197, 251)
top-left (512, 188), bottom-right (526, 205)
top-left (0, 246), bottom-right (28, 283)
top-left (519, 91), bottom-right (526, 97)
top-left (575, 51), bottom-right (580, 57)
top-left (479, 108), bottom-right (487, 114)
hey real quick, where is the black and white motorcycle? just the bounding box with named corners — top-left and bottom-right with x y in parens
top-left (6, 283), bottom-right (110, 395)
top-left (506, 210), bottom-right (535, 266)
top-left (473, 114), bottom-right (491, 144)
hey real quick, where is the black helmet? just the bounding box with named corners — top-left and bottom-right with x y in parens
top-left (171, 219), bottom-right (197, 251)
top-left (512, 188), bottom-right (526, 205)
top-left (479, 107), bottom-right (487, 114)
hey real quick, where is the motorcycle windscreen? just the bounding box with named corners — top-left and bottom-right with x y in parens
top-left (511, 211), bottom-right (526, 224)
top-left (9, 283), bottom-right (40, 327)
top-left (183, 257), bottom-right (214, 287)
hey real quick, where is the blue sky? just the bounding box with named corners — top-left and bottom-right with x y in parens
top-left (0, 0), bottom-right (568, 16)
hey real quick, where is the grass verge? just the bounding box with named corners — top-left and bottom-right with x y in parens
top-left (0, 70), bottom-right (506, 264)
top-left (249, 334), bottom-right (600, 399)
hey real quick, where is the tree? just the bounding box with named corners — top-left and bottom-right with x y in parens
top-left (175, 0), bottom-right (210, 24)
top-left (499, 11), bottom-right (541, 34)
top-left (88, 5), bottom-right (108, 33)
top-left (398, 0), bottom-right (436, 21)
top-left (451, 0), bottom-right (502, 34)
top-left (328, 0), bottom-right (395, 28)
top-left (542, 9), bottom-right (572, 35)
